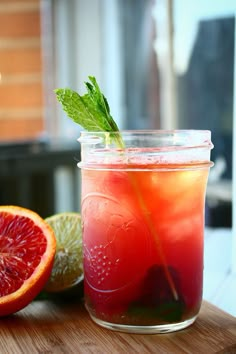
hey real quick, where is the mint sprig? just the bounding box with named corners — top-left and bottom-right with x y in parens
top-left (55, 76), bottom-right (179, 303)
top-left (54, 76), bottom-right (123, 147)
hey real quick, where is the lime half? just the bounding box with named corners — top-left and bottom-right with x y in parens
top-left (44, 212), bottom-right (83, 293)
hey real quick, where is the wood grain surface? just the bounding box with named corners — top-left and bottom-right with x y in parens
top-left (0, 300), bottom-right (235, 354)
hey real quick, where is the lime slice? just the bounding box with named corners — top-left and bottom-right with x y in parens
top-left (44, 212), bottom-right (83, 293)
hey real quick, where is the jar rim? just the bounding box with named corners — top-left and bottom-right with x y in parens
top-left (78, 130), bottom-right (213, 150)
top-left (79, 129), bottom-right (212, 134)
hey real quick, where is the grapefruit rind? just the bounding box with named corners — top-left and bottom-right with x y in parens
top-left (0, 205), bottom-right (56, 316)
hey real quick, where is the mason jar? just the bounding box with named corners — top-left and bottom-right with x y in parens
top-left (78, 130), bottom-right (213, 334)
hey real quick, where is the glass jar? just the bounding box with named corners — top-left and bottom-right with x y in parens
top-left (78, 130), bottom-right (213, 333)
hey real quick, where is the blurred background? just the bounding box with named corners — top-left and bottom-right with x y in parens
top-left (0, 0), bottom-right (234, 223)
top-left (0, 0), bottom-right (235, 315)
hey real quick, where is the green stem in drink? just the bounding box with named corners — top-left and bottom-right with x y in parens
top-left (54, 76), bottom-right (178, 301)
top-left (129, 176), bottom-right (178, 301)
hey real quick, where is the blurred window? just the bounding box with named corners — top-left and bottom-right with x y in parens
top-left (50, 0), bottom-right (160, 137)
top-left (174, 1), bottom-right (234, 183)
top-left (171, 1), bottom-right (234, 229)
top-left (168, 0), bottom-right (235, 270)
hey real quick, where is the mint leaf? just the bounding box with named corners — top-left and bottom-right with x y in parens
top-left (85, 76), bottom-right (119, 131)
top-left (54, 76), bottom-right (123, 147)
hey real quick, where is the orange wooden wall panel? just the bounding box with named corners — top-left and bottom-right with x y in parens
top-left (0, 83), bottom-right (43, 108)
top-left (0, 12), bottom-right (40, 38)
top-left (0, 48), bottom-right (42, 74)
top-left (0, 0), bottom-right (39, 3)
top-left (0, 0), bottom-right (44, 141)
top-left (0, 118), bottom-right (44, 141)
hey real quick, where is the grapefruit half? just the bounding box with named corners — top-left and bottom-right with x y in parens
top-left (0, 205), bottom-right (56, 316)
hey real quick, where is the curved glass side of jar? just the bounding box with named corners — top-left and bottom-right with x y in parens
top-left (78, 130), bottom-right (213, 170)
top-left (78, 130), bottom-right (213, 333)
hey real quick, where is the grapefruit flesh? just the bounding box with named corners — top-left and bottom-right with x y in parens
top-left (0, 205), bottom-right (56, 316)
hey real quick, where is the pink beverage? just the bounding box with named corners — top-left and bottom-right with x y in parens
top-left (78, 130), bottom-right (213, 333)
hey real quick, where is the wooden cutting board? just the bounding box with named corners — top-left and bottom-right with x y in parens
top-left (0, 300), bottom-right (235, 353)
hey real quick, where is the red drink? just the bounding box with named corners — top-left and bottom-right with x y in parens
top-left (79, 131), bottom-right (213, 333)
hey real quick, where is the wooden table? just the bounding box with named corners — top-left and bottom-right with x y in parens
top-left (0, 300), bottom-right (235, 353)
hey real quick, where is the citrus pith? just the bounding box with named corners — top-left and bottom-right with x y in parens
top-left (0, 205), bottom-right (56, 316)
